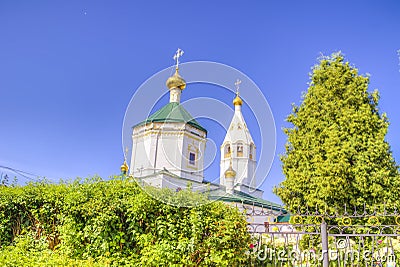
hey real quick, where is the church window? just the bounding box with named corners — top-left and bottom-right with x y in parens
top-left (250, 144), bottom-right (254, 159)
top-left (224, 144), bottom-right (231, 158)
top-left (237, 143), bottom-right (243, 157)
top-left (189, 152), bottom-right (196, 165)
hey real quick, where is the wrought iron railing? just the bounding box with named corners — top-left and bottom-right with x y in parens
top-left (242, 203), bottom-right (399, 266)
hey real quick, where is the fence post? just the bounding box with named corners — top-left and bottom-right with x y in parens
top-left (321, 221), bottom-right (329, 267)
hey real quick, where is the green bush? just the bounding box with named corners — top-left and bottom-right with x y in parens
top-left (0, 176), bottom-right (251, 266)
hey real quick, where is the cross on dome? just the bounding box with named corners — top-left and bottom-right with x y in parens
top-left (173, 48), bottom-right (184, 69)
top-left (124, 147), bottom-right (129, 160)
top-left (233, 79), bottom-right (243, 106)
top-left (234, 79), bottom-right (242, 95)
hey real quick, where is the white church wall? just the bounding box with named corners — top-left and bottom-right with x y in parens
top-left (141, 174), bottom-right (163, 188)
top-left (131, 121), bottom-right (206, 183)
top-left (248, 160), bottom-right (256, 188)
top-left (229, 203), bottom-right (283, 226)
top-left (130, 132), bottom-right (157, 177)
top-left (156, 130), bottom-right (184, 176)
top-left (180, 127), bottom-right (205, 183)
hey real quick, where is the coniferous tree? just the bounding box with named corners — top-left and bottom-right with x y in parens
top-left (275, 52), bottom-right (400, 213)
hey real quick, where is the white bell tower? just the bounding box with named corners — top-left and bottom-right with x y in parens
top-left (220, 80), bottom-right (260, 197)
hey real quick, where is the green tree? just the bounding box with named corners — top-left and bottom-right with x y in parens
top-left (274, 52), bottom-right (400, 213)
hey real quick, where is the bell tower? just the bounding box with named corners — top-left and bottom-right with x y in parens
top-left (220, 80), bottom-right (259, 197)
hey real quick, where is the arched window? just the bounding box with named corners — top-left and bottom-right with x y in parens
top-left (224, 144), bottom-right (231, 158)
top-left (237, 143), bottom-right (243, 157)
top-left (189, 152), bottom-right (196, 165)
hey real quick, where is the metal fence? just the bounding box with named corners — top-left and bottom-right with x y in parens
top-left (243, 204), bottom-right (400, 266)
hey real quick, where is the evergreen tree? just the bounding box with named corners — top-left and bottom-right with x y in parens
top-left (274, 52), bottom-right (400, 213)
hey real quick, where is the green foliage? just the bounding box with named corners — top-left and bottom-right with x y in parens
top-left (274, 52), bottom-right (400, 214)
top-left (0, 176), bottom-right (251, 266)
top-left (0, 232), bottom-right (111, 266)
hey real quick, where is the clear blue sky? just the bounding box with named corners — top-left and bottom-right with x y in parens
top-left (1, 1), bottom-right (399, 204)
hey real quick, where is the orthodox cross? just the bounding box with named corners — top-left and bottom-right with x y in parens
top-left (173, 48), bottom-right (184, 69)
top-left (124, 147), bottom-right (129, 161)
top-left (235, 79), bottom-right (242, 95)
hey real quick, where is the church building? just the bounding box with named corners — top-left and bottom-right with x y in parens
top-left (122, 49), bottom-right (286, 224)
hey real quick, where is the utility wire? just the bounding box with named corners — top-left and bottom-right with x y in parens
top-left (0, 165), bottom-right (41, 182)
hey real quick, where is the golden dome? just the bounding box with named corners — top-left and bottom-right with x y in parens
top-left (233, 93), bottom-right (243, 106)
top-left (224, 163), bottom-right (236, 178)
top-left (166, 68), bottom-right (186, 90)
top-left (120, 160), bottom-right (129, 173)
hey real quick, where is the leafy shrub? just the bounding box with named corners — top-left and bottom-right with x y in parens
top-left (0, 176), bottom-right (251, 266)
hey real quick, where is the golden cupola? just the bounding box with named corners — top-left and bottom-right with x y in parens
top-left (166, 68), bottom-right (186, 90)
top-left (224, 161), bottom-right (237, 178)
top-left (120, 159), bottom-right (129, 175)
top-left (233, 92), bottom-right (243, 106)
top-left (224, 160), bottom-right (236, 194)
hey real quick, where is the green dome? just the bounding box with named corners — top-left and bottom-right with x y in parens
top-left (134, 102), bottom-right (207, 134)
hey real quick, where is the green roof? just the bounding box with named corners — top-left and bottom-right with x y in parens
top-left (276, 214), bottom-right (291, 223)
top-left (133, 170), bottom-right (290, 222)
top-left (208, 189), bottom-right (290, 222)
top-left (208, 187), bottom-right (285, 212)
top-left (135, 102), bottom-right (207, 133)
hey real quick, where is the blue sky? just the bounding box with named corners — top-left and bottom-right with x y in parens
top-left (1, 1), bottom-right (399, 204)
